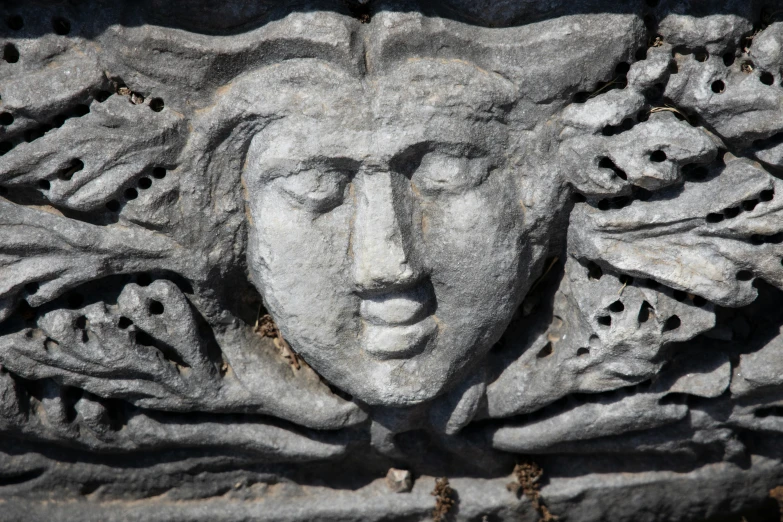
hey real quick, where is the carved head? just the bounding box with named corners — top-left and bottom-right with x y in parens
top-left (241, 59), bottom-right (559, 405)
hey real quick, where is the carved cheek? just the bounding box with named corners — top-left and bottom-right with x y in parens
top-left (248, 188), bottom-right (355, 334)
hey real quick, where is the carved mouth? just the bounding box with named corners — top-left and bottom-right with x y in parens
top-left (359, 286), bottom-right (437, 359)
top-left (359, 286), bottom-right (431, 326)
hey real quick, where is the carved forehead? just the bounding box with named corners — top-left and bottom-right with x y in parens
top-left (235, 58), bottom-right (516, 119)
top-left (240, 58), bottom-right (514, 160)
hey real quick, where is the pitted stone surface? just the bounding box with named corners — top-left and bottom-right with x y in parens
top-left (2, 1), bottom-right (783, 521)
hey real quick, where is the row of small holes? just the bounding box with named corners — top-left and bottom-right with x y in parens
top-left (706, 189), bottom-right (774, 223)
top-left (0, 104), bottom-right (91, 157)
top-left (696, 50), bottom-right (776, 95)
top-left (105, 167), bottom-right (167, 212)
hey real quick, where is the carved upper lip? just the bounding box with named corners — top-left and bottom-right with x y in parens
top-left (359, 285), bottom-right (432, 326)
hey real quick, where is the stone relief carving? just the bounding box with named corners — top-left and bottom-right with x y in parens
top-left (3, 0), bottom-right (783, 520)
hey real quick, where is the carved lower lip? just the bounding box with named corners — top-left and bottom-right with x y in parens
top-left (362, 317), bottom-right (437, 360)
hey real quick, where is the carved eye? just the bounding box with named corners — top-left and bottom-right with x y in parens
top-left (409, 152), bottom-right (490, 194)
top-left (275, 169), bottom-right (351, 213)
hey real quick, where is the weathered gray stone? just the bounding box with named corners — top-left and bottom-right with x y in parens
top-left (1, 1), bottom-right (783, 520)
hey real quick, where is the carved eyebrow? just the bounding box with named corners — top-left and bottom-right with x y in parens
top-left (254, 157), bottom-right (361, 180)
top-left (388, 141), bottom-right (489, 177)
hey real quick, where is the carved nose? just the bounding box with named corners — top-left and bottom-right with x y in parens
top-left (351, 172), bottom-right (418, 292)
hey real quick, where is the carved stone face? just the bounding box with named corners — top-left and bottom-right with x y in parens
top-left (244, 61), bottom-right (547, 406)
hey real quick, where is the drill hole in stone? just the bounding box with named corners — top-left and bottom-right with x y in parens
top-left (723, 53), bottom-right (735, 66)
top-left (117, 316), bottom-right (133, 329)
top-left (577, 347), bottom-right (590, 356)
top-left (608, 300), bottom-right (625, 313)
top-left (0, 112), bottom-right (13, 126)
top-left (124, 188), bottom-right (138, 200)
top-left (152, 167), bottom-right (167, 179)
top-left (58, 159), bottom-right (84, 181)
top-left (598, 199), bottom-right (610, 211)
top-left (694, 51), bottom-right (709, 62)
top-left (138, 177), bottom-right (152, 189)
top-left (598, 156), bottom-right (628, 180)
top-left (650, 150), bottom-right (667, 163)
top-left (638, 301), bottom-right (654, 323)
top-left (52, 17), bottom-right (71, 35)
top-left (711, 80), bottom-right (725, 93)
top-left (742, 199), bottom-right (759, 211)
top-left (672, 289), bottom-right (686, 301)
top-left (622, 118), bottom-right (634, 130)
top-left (692, 295), bottom-right (707, 307)
top-left (760, 189), bottom-right (774, 202)
top-left (149, 98), bottom-right (165, 112)
top-left (74, 316), bottom-right (87, 330)
top-left (106, 200), bottom-right (120, 212)
top-left (663, 315), bottom-right (681, 331)
top-left (761, 72), bottom-right (775, 85)
top-left (3, 43), bottom-right (19, 63)
top-left (573, 92), bottom-right (589, 104)
top-left (765, 233), bottom-right (783, 244)
top-left (148, 300), bottom-right (164, 315)
top-left (723, 207), bottom-right (740, 218)
top-left (6, 15), bottom-right (23, 30)
top-left (736, 270), bottom-right (753, 281)
top-left (536, 342), bottom-right (554, 358)
top-left (597, 315), bottom-right (612, 327)
top-left (706, 213), bottom-right (724, 223)
top-left (587, 262), bottom-right (603, 280)
top-left (635, 48), bottom-right (647, 61)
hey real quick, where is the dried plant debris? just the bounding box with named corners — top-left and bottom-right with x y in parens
top-left (255, 313), bottom-right (302, 370)
top-left (431, 478), bottom-right (456, 522)
top-left (507, 460), bottom-right (557, 521)
top-left (771, 486), bottom-right (783, 521)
